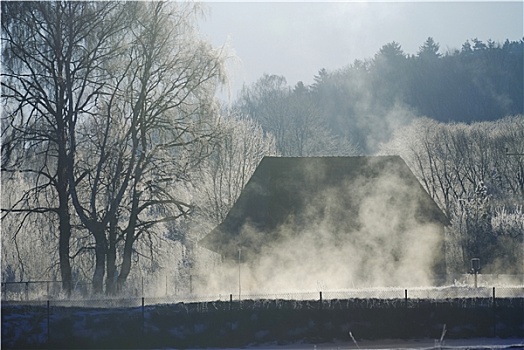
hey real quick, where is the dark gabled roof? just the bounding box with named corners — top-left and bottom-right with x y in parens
top-left (199, 156), bottom-right (449, 260)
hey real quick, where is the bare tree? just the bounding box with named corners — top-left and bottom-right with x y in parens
top-left (195, 113), bottom-right (277, 225)
top-left (1, 172), bottom-right (60, 283)
top-left (2, 1), bottom-right (226, 295)
top-left (66, 2), bottom-right (226, 294)
top-left (236, 75), bottom-right (359, 156)
top-left (380, 115), bottom-right (524, 272)
top-left (1, 1), bottom-right (126, 295)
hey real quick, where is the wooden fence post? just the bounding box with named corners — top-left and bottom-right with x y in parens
top-left (142, 297), bottom-right (145, 337)
top-left (404, 289), bottom-right (409, 338)
top-left (47, 300), bottom-right (50, 347)
top-left (492, 287), bottom-right (496, 337)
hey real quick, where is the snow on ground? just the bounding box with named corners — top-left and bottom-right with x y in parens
top-left (200, 338), bottom-right (524, 350)
top-left (3, 285), bottom-right (523, 349)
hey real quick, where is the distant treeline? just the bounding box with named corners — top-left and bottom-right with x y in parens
top-left (235, 38), bottom-right (523, 153)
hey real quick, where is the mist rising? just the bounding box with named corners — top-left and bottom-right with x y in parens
top-left (198, 156), bottom-right (447, 294)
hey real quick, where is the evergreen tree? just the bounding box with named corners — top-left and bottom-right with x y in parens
top-left (417, 37), bottom-right (441, 60)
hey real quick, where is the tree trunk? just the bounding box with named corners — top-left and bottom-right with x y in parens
top-left (58, 205), bottom-right (72, 296)
top-left (57, 137), bottom-right (73, 296)
top-left (116, 230), bottom-right (134, 292)
top-left (92, 231), bottom-right (107, 295)
top-left (105, 218), bottom-right (118, 296)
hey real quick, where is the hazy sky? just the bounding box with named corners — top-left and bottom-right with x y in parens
top-left (198, 1), bottom-right (523, 99)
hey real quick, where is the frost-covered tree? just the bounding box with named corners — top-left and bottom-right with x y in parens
top-left (67, 2), bottom-right (226, 295)
top-left (151, 113), bottom-right (276, 293)
top-left (1, 172), bottom-right (59, 283)
top-left (1, 1), bottom-right (127, 295)
top-left (193, 113), bottom-right (277, 226)
top-left (236, 74), bottom-right (359, 156)
top-left (2, 1), bottom-right (227, 295)
top-left (380, 115), bottom-right (524, 273)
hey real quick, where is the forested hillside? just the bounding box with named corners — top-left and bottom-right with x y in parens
top-left (1, 0), bottom-right (522, 300)
top-left (236, 38), bottom-right (523, 153)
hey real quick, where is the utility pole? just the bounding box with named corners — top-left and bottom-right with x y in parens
top-left (238, 247), bottom-right (241, 301)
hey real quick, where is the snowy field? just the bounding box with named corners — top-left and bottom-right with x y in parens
top-left (233, 338), bottom-right (524, 350)
top-left (3, 298), bottom-right (523, 349)
top-left (2, 284), bottom-right (523, 349)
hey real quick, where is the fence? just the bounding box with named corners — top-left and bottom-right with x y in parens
top-left (2, 279), bottom-right (524, 303)
top-left (1, 275), bottom-right (193, 301)
top-left (2, 286), bottom-right (523, 349)
top-left (1, 280), bottom-right (94, 301)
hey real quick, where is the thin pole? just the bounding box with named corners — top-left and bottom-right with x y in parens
top-left (238, 248), bottom-right (241, 301)
top-left (47, 300), bottom-right (50, 346)
top-left (404, 289), bottom-right (409, 338)
top-left (493, 287), bottom-right (497, 337)
top-left (142, 297), bottom-right (145, 338)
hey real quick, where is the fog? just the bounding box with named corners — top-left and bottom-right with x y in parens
top-left (196, 159), bottom-right (445, 295)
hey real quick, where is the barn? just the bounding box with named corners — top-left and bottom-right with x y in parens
top-left (200, 156), bottom-right (450, 288)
